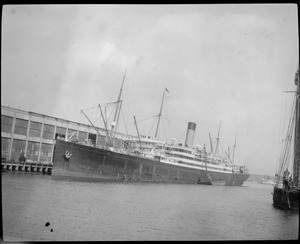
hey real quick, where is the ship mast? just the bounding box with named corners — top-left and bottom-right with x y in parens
top-left (209, 133), bottom-right (214, 153)
top-left (232, 131), bottom-right (237, 163)
top-left (215, 121), bottom-right (221, 156)
top-left (134, 116), bottom-right (143, 155)
top-left (110, 68), bottom-right (127, 146)
top-left (204, 144), bottom-right (209, 181)
top-left (98, 104), bottom-right (111, 146)
top-left (81, 110), bottom-right (108, 146)
top-left (228, 146), bottom-right (231, 160)
top-left (155, 88), bottom-right (169, 138)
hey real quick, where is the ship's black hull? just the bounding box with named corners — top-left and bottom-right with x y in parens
top-left (273, 186), bottom-right (299, 210)
top-left (52, 140), bottom-right (249, 186)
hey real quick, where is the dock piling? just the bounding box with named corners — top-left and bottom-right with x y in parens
top-left (1, 159), bottom-right (52, 174)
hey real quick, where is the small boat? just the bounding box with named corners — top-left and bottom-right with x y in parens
top-left (259, 179), bottom-right (274, 185)
top-left (259, 175), bottom-right (274, 185)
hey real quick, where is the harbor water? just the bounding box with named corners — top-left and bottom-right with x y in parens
top-left (2, 172), bottom-right (299, 241)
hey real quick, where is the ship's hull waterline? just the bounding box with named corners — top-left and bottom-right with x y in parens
top-left (52, 140), bottom-right (249, 186)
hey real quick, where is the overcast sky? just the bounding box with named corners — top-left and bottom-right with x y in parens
top-left (2, 4), bottom-right (299, 175)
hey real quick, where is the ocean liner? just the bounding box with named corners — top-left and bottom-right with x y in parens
top-left (272, 67), bottom-right (299, 209)
top-left (52, 72), bottom-right (249, 186)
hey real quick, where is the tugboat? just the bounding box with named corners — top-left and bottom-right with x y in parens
top-left (272, 67), bottom-right (299, 210)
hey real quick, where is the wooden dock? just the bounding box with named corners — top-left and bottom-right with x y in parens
top-left (1, 158), bottom-right (52, 174)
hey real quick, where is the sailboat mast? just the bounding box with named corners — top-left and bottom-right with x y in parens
top-left (293, 67), bottom-right (300, 187)
top-left (155, 88), bottom-right (168, 138)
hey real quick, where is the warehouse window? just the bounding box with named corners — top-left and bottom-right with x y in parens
top-left (1, 115), bottom-right (13, 133)
top-left (1, 137), bottom-right (11, 159)
top-left (14, 118), bottom-right (28, 135)
top-left (11, 139), bottom-right (26, 160)
top-left (40, 143), bottom-right (53, 163)
top-left (27, 141), bottom-right (40, 155)
top-left (41, 143), bottom-right (52, 156)
top-left (42, 124), bottom-right (54, 140)
top-left (29, 121), bottom-right (42, 138)
top-left (27, 141), bottom-right (40, 161)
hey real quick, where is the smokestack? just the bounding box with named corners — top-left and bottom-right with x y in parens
top-left (184, 122), bottom-right (197, 148)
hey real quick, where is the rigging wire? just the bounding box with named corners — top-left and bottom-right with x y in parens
top-left (163, 98), bottom-right (175, 141)
top-left (121, 83), bottom-right (133, 136)
top-left (137, 115), bottom-right (158, 123)
top-left (90, 113), bottom-right (101, 126)
top-left (165, 108), bottom-right (174, 139)
top-left (121, 107), bottom-right (129, 136)
top-left (147, 117), bottom-right (157, 137)
top-left (81, 104), bottom-right (99, 111)
top-left (105, 104), bottom-right (115, 126)
top-left (161, 117), bottom-right (169, 141)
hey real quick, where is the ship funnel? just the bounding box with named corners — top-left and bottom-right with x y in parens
top-left (184, 122), bottom-right (197, 148)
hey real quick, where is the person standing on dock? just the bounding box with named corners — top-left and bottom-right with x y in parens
top-left (19, 150), bottom-right (26, 163)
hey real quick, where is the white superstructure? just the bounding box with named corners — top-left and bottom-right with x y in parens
top-left (123, 134), bottom-right (248, 175)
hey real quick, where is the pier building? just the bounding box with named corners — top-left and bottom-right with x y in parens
top-left (1, 105), bottom-right (125, 164)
